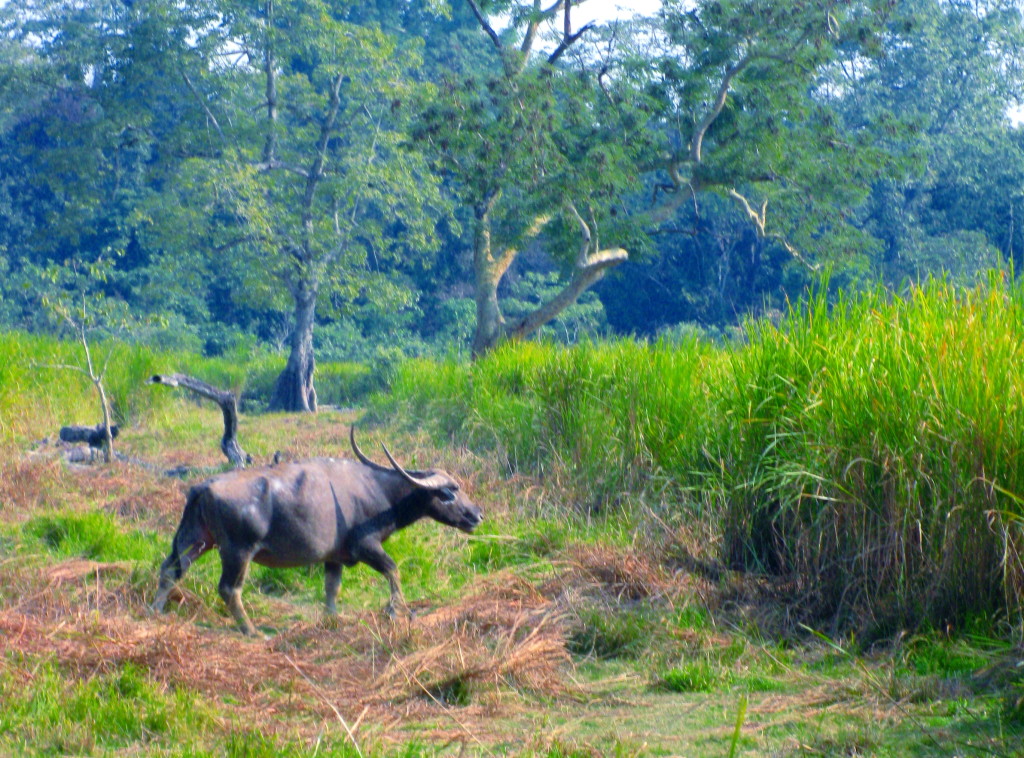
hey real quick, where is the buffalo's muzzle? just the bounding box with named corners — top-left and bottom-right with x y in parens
top-left (460, 507), bottom-right (484, 532)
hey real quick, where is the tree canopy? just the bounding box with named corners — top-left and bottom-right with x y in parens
top-left (1, 0), bottom-right (1021, 384)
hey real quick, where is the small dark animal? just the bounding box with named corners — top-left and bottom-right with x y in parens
top-left (60, 423), bottom-right (119, 449)
top-left (151, 427), bottom-right (483, 634)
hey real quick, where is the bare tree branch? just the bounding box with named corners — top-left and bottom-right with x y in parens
top-left (690, 55), bottom-right (753, 164)
top-left (254, 159), bottom-right (310, 178)
top-left (262, 0), bottom-right (278, 163)
top-left (728, 188), bottom-right (818, 271)
top-left (181, 70), bottom-right (227, 145)
top-left (503, 203), bottom-right (627, 342)
top-left (37, 311), bottom-right (117, 462)
top-left (519, 0), bottom-right (567, 59)
top-left (547, 0), bottom-right (593, 65)
top-left (147, 373), bottom-right (249, 467)
top-left (466, 0), bottom-right (503, 50)
top-left (728, 187), bottom-right (768, 235)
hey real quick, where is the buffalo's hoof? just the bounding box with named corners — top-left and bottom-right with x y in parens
top-left (384, 605), bottom-right (415, 624)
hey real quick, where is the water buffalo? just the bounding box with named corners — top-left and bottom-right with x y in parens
top-left (151, 427), bottom-right (483, 634)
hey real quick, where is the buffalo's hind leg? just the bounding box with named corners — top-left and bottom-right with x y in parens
top-left (151, 540), bottom-right (210, 613)
top-left (324, 562), bottom-right (343, 616)
top-left (218, 546), bottom-right (257, 635)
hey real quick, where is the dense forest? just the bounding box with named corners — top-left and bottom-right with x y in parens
top-left (1, 0), bottom-right (1022, 406)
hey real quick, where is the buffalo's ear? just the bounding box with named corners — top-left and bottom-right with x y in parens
top-left (438, 487), bottom-right (456, 503)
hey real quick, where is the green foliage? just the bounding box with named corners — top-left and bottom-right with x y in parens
top-left (503, 273), bottom-right (609, 344)
top-left (1, 0), bottom-right (1020, 364)
top-left (412, 1), bottom-right (651, 351)
top-left (843, 0), bottom-right (1024, 284)
top-left (658, 662), bottom-right (722, 693)
top-left (27, 511), bottom-right (161, 563)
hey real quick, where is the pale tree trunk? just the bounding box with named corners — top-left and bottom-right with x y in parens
top-left (471, 202), bottom-right (511, 356)
top-left (95, 379), bottom-right (114, 463)
top-left (470, 203), bottom-right (628, 357)
top-left (269, 287), bottom-right (318, 412)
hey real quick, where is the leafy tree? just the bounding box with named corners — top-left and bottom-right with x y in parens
top-left (418, 0), bottom-right (918, 352)
top-left (575, 0), bottom-right (930, 334)
top-left (597, 193), bottom-right (796, 334)
top-left (836, 0), bottom-right (1024, 284)
top-left (622, 0), bottom-right (912, 264)
top-left (144, 0), bottom-right (445, 411)
top-left (416, 0), bottom-right (645, 355)
top-left (0, 0), bottom-right (228, 336)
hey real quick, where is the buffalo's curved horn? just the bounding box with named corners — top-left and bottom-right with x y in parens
top-left (350, 426), bottom-right (388, 471)
top-left (380, 442), bottom-right (456, 490)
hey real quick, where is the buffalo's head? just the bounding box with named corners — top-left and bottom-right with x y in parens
top-left (425, 481), bottom-right (483, 532)
top-left (350, 426), bottom-right (484, 532)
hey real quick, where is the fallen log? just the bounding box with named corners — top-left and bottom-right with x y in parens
top-left (147, 373), bottom-right (249, 467)
top-left (59, 423), bottom-right (120, 449)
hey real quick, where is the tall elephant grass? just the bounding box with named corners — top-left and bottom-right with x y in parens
top-left (379, 278), bottom-right (1024, 637)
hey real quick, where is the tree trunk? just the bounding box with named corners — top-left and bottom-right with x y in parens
top-left (470, 203), bottom-right (628, 357)
top-left (147, 373), bottom-right (249, 467)
top-left (95, 378), bottom-right (114, 464)
top-left (471, 205), bottom-right (507, 357)
top-left (269, 288), bottom-right (318, 412)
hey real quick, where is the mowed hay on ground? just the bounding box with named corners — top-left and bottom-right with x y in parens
top-left (0, 552), bottom-right (575, 744)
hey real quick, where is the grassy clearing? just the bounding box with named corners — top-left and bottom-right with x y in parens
top-left (0, 406), bottom-right (1020, 755)
top-left (1, 283), bottom-right (1024, 754)
top-left (0, 331), bottom-right (379, 452)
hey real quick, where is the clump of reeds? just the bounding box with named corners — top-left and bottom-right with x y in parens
top-left (724, 280), bottom-right (1024, 637)
top-left (381, 277), bottom-right (1024, 638)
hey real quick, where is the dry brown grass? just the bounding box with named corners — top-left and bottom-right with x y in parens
top-left (0, 428), bottom-right (576, 745)
top-left (0, 456), bottom-right (70, 519)
top-left (0, 551), bottom-right (577, 745)
top-left (559, 544), bottom-right (679, 603)
top-left (0, 416), bottom-right (947, 754)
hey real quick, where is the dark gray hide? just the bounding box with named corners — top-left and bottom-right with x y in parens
top-left (151, 428), bottom-right (483, 634)
top-left (60, 423), bottom-right (120, 448)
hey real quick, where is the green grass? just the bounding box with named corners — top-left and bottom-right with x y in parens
top-left (0, 330), bottom-right (378, 451)
top-left (0, 407), bottom-right (1020, 756)
top-left (657, 661), bottom-right (723, 693)
top-left (569, 603), bottom-right (667, 660)
top-left (4, 277), bottom-right (1024, 755)
top-left (0, 654), bottom-right (378, 757)
top-left (378, 277), bottom-right (1024, 639)
top-left (26, 511), bottom-right (163, 564)
top-left (0, 657), bottom-right (203, 754)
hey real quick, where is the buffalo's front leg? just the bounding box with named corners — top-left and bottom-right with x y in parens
top-left (324, 562), bottom-right (343, 616)
top-left (151, 540), bottom-right (211, 613)
top-left (354, 541), bottom-right (410, 620)
top-left (218, 546), bottom-right (257, 635)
